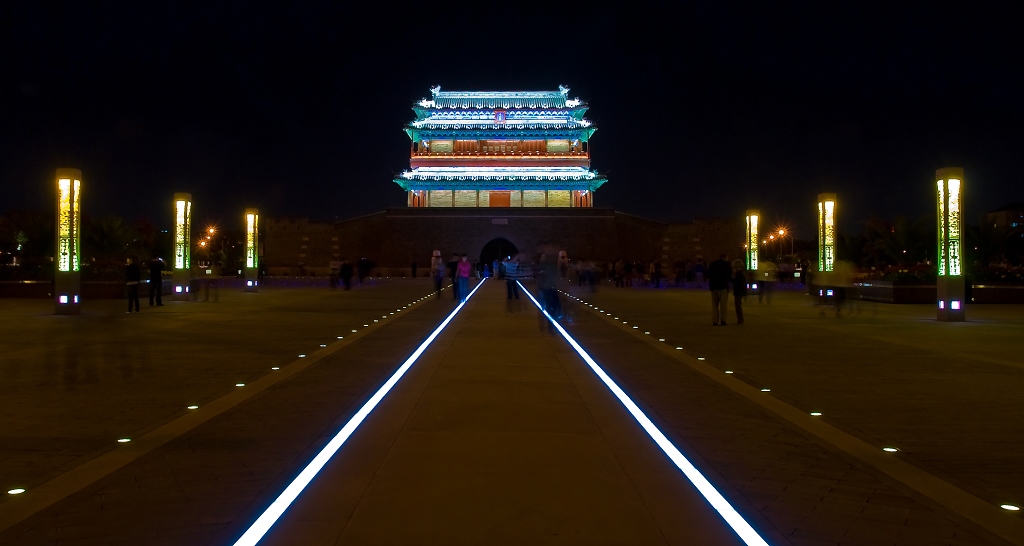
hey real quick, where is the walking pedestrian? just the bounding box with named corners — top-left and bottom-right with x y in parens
top-left (340, 258), bottom-right (353, 290)
top-left (456, 254), bottom-right (472, 303)
top-left (449, 254), bottom-right (460, 300)
top-left (125, 257), bottom-right (141, 313)
top-left (431, 250), bottom-right (444, 299)
top-left (732, 259), bottom-right (747, 325)
top-left (503, 253), bottom-right (521, 310)
top-left (148, 256), bottom-right (164, 306)
top-left (708, 253), bottom-right (731, 325)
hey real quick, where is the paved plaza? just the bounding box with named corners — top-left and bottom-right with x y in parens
top-left (1, 279), bottom-right (1022, 545)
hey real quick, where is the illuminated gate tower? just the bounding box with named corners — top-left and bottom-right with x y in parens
top-left (394, 86), bottom-right (607, 207)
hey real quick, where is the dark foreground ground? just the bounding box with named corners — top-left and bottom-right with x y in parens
top-left (0, 279), bottom-right (1021, 545)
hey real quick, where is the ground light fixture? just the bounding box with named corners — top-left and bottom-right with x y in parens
top-left (698, 357), bottom-right (706, 361)
top-left (271, 367), bottom-right (279, 371)
top-left (231, 279), bottom-right (487, 546)
top-left (760, 388), bottom-right (771, 392)
top-left (883, 447), bottom-right (899, 452)
top-left (725, 371), bottom-right (734, 374)
top-left (236, 383), bottom-right (245, 387)
top-left (1001, 504), bottom-right (1020, 511)
top-left (187, 405), bottom-right (199, 410)
top-left (7, 489), bottom-right (25, 495)
top-left (117, 438), bottom-right (131, 443)
top-left (810, 412), bottom-right (822, 416)
top-left (517, 281), bottom-right (770, 546)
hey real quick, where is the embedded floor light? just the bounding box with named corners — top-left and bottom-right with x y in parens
top-left (810, 412), bottom-right (822, 416)
top-left (320, 344), bottom-right (327, 347)
top-left (117, 438), bottom-right (131, 443)
top-left (7, 489), bottom-right (25, 495)
top-left (725, 371), bottom-right (734, 374)
top-left (271, 367), bottom-right (280, 370)
top-left (337, 336), bottom-right (344, 339)
top-left (676, 347), bottom-right (683, 350)
top-left (698, 357), bottom-right (706, 361)
top-left (232, 279), bottom-right (486, 546)
top-left (352, 329), bottom-right (357, 332)
top-left (760, 388), bottom-right (771, 392)
top-left (236, 383), bottom-right (245, 387)
top-left (187, 405), bottom-right (199, 410)
top-left (516, 281), bottom-right (769, 546)
top-left (1000, 504), bottom-right (1020, 511)
top-left (658, 338), bottom-right (665, 342)
top-left (298, 355), bottom-right (306, 358)
top-left (882, 447), bottom-right (899, 452)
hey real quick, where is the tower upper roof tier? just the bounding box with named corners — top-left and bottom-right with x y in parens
top-left (406, 85), bottom-right (596, 142)
top-left (417, 85), bottom-right (585, 110)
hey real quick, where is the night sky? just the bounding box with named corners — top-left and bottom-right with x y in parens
top-left (3, 3), bottom-right (1022, 238)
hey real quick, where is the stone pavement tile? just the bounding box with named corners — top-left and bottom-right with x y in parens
top-left (0, 281), bottom-right (438, 503)
top-left (266, 282), bottom-right (745, 546)
top-left (339, 473), bottom-right (670, 546)
top-left (558, 288), bottom-right (995, 545)
top-left (0, 286), bottom-right (459, 545)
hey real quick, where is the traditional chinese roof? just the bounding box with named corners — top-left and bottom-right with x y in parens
top-left (405, 126), bottom-right (597, 142)
top-left (393, 166), bottom-right (607, 192)
top-left (418, 85), bottom-right (584, 110)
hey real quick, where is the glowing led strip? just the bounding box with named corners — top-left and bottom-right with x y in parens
top-left (518, 282), bottom-right (770, 546)
top-left (233, 279), bottom-right (486, 546)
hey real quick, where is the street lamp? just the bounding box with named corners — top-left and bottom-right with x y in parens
top-left (778, 228), bottom-right (794, 255)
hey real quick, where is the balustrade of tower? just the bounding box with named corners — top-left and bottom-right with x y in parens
top-left (410, 139), bottom-right (589, 168)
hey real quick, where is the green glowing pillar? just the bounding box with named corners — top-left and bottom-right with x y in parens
top-left (244, 208), bottom-right (259, 292)
top-left (745, 209), bottom-right (759, 272)
top-left (817, 193), bottom-right (836, 273)
top-left (54, 168), bottom-right (82, 315)
top-left (936, 168), bottom-right (965, 321)
top-left (173, 193), bottom-right (192, 300)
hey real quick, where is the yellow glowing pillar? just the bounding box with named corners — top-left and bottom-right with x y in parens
top-left (817, 193), bottom-right (836, 273)
top-left (244, 208), bottom-right (259, 291)
top-left (172, 193), bottom-right (192, 300)
top-left (936, 167), bottom-right (964, 321)
top-left (55, 168), bottom-right (82, 314)
top-left (745, 210), bottom-right (759, 272)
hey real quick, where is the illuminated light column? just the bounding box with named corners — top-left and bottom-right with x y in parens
top-left (244, 208), bottom-right (259, 291)
top-left (817, 193), bottom-right (837, 273)
top-left (55, 169), bottom-right (82, 315)
top-left (172, 193), bottom-right (192, 300)
top-left (936, 167), bottom-right (965, 321)
top-left (745, 209), bottom-right (759, 272)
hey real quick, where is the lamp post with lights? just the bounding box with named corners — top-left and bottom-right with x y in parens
top-left (778, 228), bottom-right (794, 255)
top-left (55, 168), bottom-right (82, 314)
top-left (244, 209), bottom-right (259, 292)
top-left (172, 193), bottom-right (192, 300)
top-left (936, 167), bottom-right (965, 321)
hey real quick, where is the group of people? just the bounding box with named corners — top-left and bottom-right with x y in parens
top-left (706, 254), bottom-right (748, 325)
top-left (430, 252), bottom-right (474, 302)
top-left (124, 256), bottom-right (166, 313)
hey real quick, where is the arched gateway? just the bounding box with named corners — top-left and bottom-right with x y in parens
top-left (480, 238), bottom-right (518, 270)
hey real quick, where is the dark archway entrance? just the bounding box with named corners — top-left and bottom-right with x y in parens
top-left (480, 238), bottom-right (518, 270)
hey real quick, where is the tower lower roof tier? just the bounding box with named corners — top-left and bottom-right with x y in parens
top-left (405, 127), bottom-right (597, 142)
top-left (394, 166), bottom-right (607, 192)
